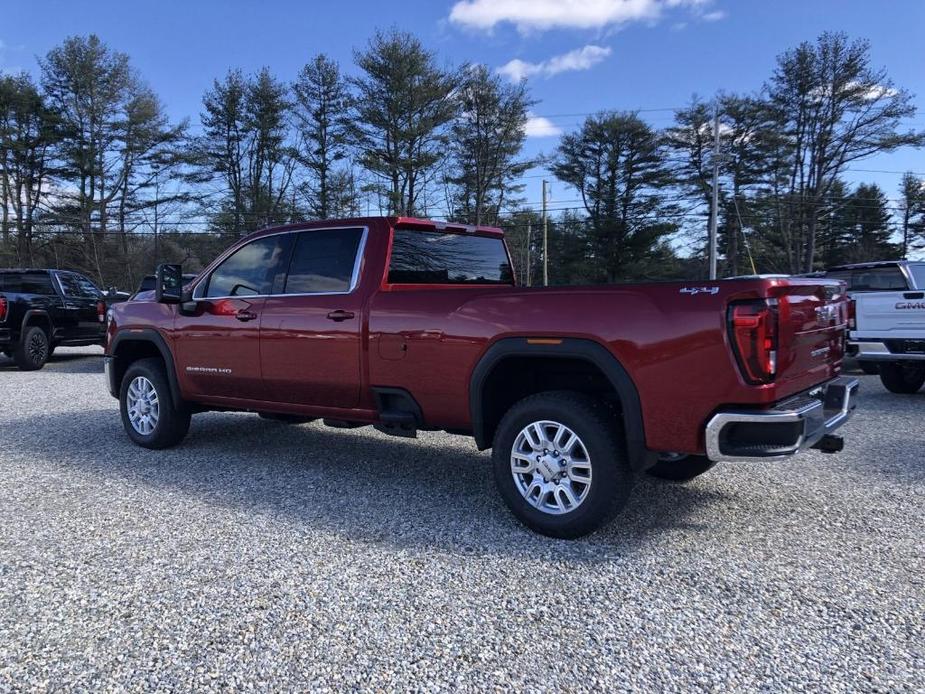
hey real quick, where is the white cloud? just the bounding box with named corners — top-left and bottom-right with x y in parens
top-left (498, 45), bottom-right (612, 82)
top-left (524, 114), bottom-right (563, 138)
top-left (450, 0), bottom-right (712, 32)
top-left (701, 10), bottom-right (726, 21)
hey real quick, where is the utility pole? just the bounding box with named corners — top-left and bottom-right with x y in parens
top-left (708, 106), bottom-right (720, 280)
top-left (153, 165), bottom-right (160, 266)
top-left (525, 222), bottom-right (532, 287)
top-left (542, 179), bottom-right (549, 286)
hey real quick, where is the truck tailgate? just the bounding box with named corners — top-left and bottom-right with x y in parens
top-left (769, 281), bottom-right (847, 392)
top-left (853, 291), bottom-right (925, 340)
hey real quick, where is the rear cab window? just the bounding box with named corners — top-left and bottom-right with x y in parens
top-left (0, 272), bottom-right (57, 296)
top-left (826, 266), bottom-right (910, 292)
top-left (388, 229), bottom-right (514, 285)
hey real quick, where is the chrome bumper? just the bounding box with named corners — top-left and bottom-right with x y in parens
top-left (852, 340), bottom-right (925, 362)
top-left (705, 376), bottom-right (859, 463)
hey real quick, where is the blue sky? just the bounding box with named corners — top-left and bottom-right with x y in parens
top-left (1, 0), bottom-right (923, 211)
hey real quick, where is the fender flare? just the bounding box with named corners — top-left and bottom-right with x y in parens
top-left (468, 337), bottom-right (653, 471)
top-left (109, 328), bottom-right (182, 405)
top-left (20, 309), bottom-right (52, 339)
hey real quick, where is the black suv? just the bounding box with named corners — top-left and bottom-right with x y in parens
top-left (0, 269), bottom-right (108, 370)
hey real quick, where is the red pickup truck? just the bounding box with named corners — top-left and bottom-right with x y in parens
top-left (104, 217), bottom-right (858, 537)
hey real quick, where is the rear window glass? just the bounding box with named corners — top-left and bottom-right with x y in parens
top-left (388, 230), bottom-right (513, 285)
top-left (0, 272), bottom-right (56, 295)
top-left (826, 267), bottom-right (909, 291)
top-left (284, 228), bottom-right (363, 294)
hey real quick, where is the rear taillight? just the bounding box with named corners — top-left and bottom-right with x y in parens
top-left (847, 298), bottom-right (856, 329)
top-left (97, 300), bottom-right (106, 323)
top-left (0, 296), bottom-right (7, 322)
top-left (728, 299), bottom-right (779, 385)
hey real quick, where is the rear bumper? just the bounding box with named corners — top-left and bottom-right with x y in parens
top-left (705, 376), bottom-right (859, 463)
top-left (851, 340), bottom-right (925, 362)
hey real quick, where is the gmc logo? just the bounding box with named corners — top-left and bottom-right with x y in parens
top-left (896, 302), bottom-right (925, 310)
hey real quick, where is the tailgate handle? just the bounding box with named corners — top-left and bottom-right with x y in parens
top-left (903, 292), bottom-right (924, 299)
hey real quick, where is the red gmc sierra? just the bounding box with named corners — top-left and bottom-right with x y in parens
top-left (104, 217), bottom-right (858, 537)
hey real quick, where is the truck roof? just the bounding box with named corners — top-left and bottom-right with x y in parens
top-left (826, 260), bottom-right (922, 271)
top-left (240, 216), bottom-right (505, 242)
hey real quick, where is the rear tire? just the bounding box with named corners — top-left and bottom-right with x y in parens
top-left (647, 454), bottom-right (716, 481)
top-left (879, 363), bottom-right (925, 394)
top-left (13, 326), bottom-right (50, 371)
top-left (492, 391), bottom-right (633, 539)
top-left (120, 357), bottom-right (191, 449)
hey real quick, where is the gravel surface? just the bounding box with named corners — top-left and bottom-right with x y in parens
top-left (0, 347), bottom-right (922, 691)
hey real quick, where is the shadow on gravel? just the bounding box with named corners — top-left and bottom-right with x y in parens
top-left (0, 352), bottom-right (102, 374)
top-left (5, 407), bottom-right (734, 559)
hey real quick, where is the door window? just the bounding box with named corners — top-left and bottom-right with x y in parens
top-left (205, 236), bottom-right (289, 298)
top-left (283, 228), bottom-right (364, 294)
top-left (56, 272), bottom-right (96, 298)
top-left (908, 265), bottom-right (925, 289)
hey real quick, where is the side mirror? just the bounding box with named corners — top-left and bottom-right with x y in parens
top-left (155, 263), bottom-right (183, 304)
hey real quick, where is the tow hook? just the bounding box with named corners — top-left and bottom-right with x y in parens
top-left (812, 435), bottom-right (844, 454)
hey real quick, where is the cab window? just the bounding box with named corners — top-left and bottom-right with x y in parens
top-left (387, 230), bottom-right (513, 285)
top-left (283, 228), bottom-right (364, 294)
top-left (57, 272), bottom-right (101, 298)
top-left (205, 236), bottom-right (289, 298)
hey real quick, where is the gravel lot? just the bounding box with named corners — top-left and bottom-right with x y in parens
top-left (0, 347), bottom-right (922, 691)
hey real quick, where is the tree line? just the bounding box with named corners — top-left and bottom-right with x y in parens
top-left (0, 30), bottom-right (923, 290)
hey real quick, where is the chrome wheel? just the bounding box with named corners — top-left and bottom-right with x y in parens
top-left (126, 376), bottom-right (160, 435)
top-left (510, 420), bottom-right (592, 515)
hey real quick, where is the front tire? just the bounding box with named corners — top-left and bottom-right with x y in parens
top-left (13, 326), bottom-right (50, 371)
top-left (120, 357), bottom-right (191, 449)
top-left (492, 391), bottom-right (633, 539)
top-left (647, 454), bottom-right (716, 481)
top-left (879, 363), bottom-right (925, 394)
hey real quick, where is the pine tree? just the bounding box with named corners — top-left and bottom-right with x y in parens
top-left (898, 172), bottom-right (925, 258)
top-left (766, 32), bottom-right (922, 272)
top-left (292, 54), bottom-right (354, 219)
top-left (552, 113), bottom-right (678, 283)
top-left (447, 65), bottom-right (534, 225)
top-left (351, 30), bottom-right (457, 215)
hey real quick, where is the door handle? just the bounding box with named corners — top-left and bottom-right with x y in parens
top-left (326, 310), bottom-right (355, 322)
top-left (235, 309), bottom-right (258, 322)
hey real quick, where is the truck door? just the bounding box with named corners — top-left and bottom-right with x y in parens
top-left (175, 234), bottom-right (291, 400)
top-left (258, 227), bottom-right (366, 409)
top-left (54, 271), bottom-right (102, 341)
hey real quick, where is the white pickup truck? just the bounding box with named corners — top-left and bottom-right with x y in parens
top-left (825, 261), bottom-right (925, 393)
